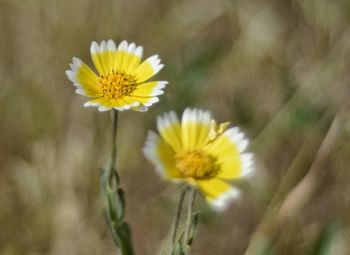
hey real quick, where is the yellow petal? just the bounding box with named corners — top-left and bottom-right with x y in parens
top-left (131, 81), bottom-right (167, 97)
top-left (181, 108), bottom-right (211, 150)
top-left (134, 55), bottom-right (163, 83)
top-left (91, 41), bottom-right (115, 75)
top-left (205, 127), bottom-right (243, 159)
top-left (119, 45), bottom-right (143, 74)
top-left (125, 46), bottom-right (143, 73)
top-left (75, 67), bottom-right (99, 95)
top-left (124, 95), bottom-right (159, 108)
top-left (219, 153), bottom-right (254, 179)
top-left (84, 97), bottom-right (128, 110)
top-left (66, 58), bottom-right (101, 97)
top-left (216, 157), bottom-right (242, 179)
top-left (91, 42), bottom-right (144, 77)
top-left (205, 127), bottom-right (253, 179)
top-left (143, 131), bottom-right (181, 179)
top-left (157, 111), bottom-right (182, 152)
top-left (197, 179), bottom-right (238, 210)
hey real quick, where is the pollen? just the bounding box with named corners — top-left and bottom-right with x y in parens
top-left (99, 71), bottom-right (137, 99)
top-left (175, 150), bottom-right (219, 179)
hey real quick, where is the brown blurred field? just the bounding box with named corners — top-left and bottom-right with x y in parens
top-left (1, 0), bottom-right (350, 254)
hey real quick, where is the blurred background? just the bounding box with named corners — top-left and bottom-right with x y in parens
top-left (1, 0), bottom-right (350, 254)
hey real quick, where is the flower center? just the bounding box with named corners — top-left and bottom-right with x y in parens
top-left (175, 150), bottom-right (219, 180)
top-left (99, 71), bottom-right (137, 99)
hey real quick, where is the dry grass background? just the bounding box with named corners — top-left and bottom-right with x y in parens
top-left (0, 0), bottom-right (350, 254)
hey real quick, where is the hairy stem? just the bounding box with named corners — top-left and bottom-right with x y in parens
top-left (102, 109), bottom-right (134, 255)
top-left (172, 186), bottom-right (188, 248)
top-left (184, 188), bottom-right (197, 246)
top-left (110, 109), bottom-right (119, 181)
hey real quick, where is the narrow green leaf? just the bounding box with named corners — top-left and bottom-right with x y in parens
top-left (116, 222), bottom-right (134, 255)
top-left (187, 212), bottom-right (199, 245)
top-left (171, 243), bottom-right (185, 255)
top-left (117, 188), bottom-right (126, 220)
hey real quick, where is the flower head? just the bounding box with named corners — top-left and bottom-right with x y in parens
top-left (66, 40), bottom-right (167, 112)
top-left (143, 108), bottom-right (254, 210)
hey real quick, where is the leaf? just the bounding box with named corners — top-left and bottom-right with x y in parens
top-left (171, 243), bottom-right (186, 255)
top-left (117, 188), bottom-right (126, 220)
top-left (100, 167), bottom-right (135, 255)
top-left (187, 212), bottom-right (199, 245)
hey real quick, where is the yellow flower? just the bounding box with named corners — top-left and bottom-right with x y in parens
top-left (66, 40), bottom-right (167, 111)
top-left (143, 108), bottom-right (254, 210)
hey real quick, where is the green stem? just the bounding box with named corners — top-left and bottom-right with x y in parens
top-left (172, 186), bottom-right (188, 248)
top-left (109, 109), bottom-right (119, 182)
top-left (184, 188), bottom-right (197, 246)
top-left (102, 109), bottom-right (134, 255)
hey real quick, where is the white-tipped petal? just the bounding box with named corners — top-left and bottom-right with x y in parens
top-left (159, 111), bottom-right (176, 129)
top-left (143, 130), bottom-right (180, 180)
top-left (134, 53), bottom-right (164, 82)
top-left (75, 89), bottom-right (86, 96)
top-left (168, 111), bottom-right (179, 125)
top-left (155, 81), bottom-right (168, 90)
top-left (72, 57), bottom-right (82, 67)
top-left (181, 107), bottom-right (211, 125)
top-left (224, 127), bottom-right (250, 152)
top-left (147, 55), bottom-right (163, 72)
top-left (150, 81), bottom-right (168, 96)
top-left (98, 105), bottom-right (111, 112)
top-left (84, 101), bottom-right (100, 107)
top-left (132, 81), bottom-right (168, 98)
top-left (210, 188), bottom-right (240, 211)
top-left (90, 41), bottom-right (99, 54)
top-left (127, 43), bottom-right (136, 53)
top-left (143, 131), bottom-right (159, 162)
top-left (182, 108), bottom-right (191, 124)
top-left (143, 131), bottom-right (165, 177)
top-left (100, 40), bottom-right (108, 52)
top-left (236, 139), bottom-right (248, 152)
top-left (133, 105), bottom-right (148, 112)
top-left (65, 70), bottom-right (77, 83)
top-left (107, 39), bottom-right (117, 51)
top-left (240, 153), bottom-right (254, 176)
top-left (69, 63), bottom-right (76, 71)
top-left (154, 64), bottom-right (164, 74)
top-left (122, 104), bottom-right (131, 110)
top-left (118, 40), bottom-right (128, 51)
top-left (135, 46), bottom-right (143, 58)
top-left (143, 97), bottom-right (159, 107)
top-left (65, 57), bottom-right (85, 89)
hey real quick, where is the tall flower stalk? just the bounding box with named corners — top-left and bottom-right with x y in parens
top-left (101, 110), bottom-right (134, 255)
top-left (171, 186), bottom-right (188, 248)
top-left (66, 39), bottom-right (167, 254)
top-left (183, 188), bottom-right (197, 246)
top-left (100, 109), bottom-right (134, 254)
top-left (170, 187), bottom-right (200, 255)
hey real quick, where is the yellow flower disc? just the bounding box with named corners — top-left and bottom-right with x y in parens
top-left (175, 150), bottom-right (219, 179)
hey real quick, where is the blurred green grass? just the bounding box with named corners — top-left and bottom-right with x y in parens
top-left (0, 0), bottom-right (349, 254)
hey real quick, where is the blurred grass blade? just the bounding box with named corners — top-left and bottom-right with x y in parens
top-left (308, 222), bottom-right (339, 255)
